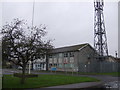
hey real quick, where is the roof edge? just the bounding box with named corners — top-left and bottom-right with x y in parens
top-left (78, 43), bottom-right (89, 51)
top-left (54, 43), bottom-right (89, 50)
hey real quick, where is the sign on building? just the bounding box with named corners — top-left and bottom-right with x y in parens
top-left (51, 67), bottom-right (57, 71)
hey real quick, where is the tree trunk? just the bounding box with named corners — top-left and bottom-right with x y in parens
top-left (21, 65), bottom-right (26, 84)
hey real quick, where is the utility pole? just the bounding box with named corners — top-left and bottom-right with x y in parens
top-left (32, 0), bottom-right (35, 27)
top-left (94, 0), bottom-right (108, 57)
top-left (31, 0), bottom-right (35, 70)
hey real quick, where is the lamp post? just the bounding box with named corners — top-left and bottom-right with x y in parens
top-left (28, 61), bottom-right (31, 74)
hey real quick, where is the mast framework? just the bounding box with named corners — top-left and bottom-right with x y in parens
top-left (94, 0), bottom-right (108, 56)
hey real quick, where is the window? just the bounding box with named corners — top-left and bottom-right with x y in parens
top-left (49, 64), bottom-right (52, 67)
top-left (49, 58), bottom-right (53, 63)
top-left (64, 53), bottom-right (68, 57)
top-left (58, 64), bottom-right (62, 68)
top-left (58, 58), bottom-right (62, 63)
top-left (54, 58), bottom-right (57, 63)
top-left (70, 52), bottom-right (74, 57)
top-left (38, 64), bottom-right (41, 67)
top-left (54, 64), bottom-right (57, 67)
top-left (43, 64), bottom-right (44, 68)
top-left (70, 58), bottom-right (74, 63)
top-left (59, 53), bottom-right (62, 57)
top-left (49, 55), bottom-right (52, 58)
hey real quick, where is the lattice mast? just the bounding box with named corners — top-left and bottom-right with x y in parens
top-left (94, 0), bottom-right (108, 56)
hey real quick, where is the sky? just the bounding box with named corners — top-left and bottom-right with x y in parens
top-left (1, 0), bottom-right (118, 57)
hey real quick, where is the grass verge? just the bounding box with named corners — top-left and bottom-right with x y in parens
top-left (78, 72), bottom-right (120, 76)
top-left (40, 71), bottom-right (120, 77)
top-left (3, 74), bottom-right (99, 88)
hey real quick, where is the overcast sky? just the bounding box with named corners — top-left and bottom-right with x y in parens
top-left (1, 1), bottom-right (118, 57)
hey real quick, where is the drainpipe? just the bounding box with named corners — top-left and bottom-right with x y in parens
top-left (46, 53), bottom-right (48, 71)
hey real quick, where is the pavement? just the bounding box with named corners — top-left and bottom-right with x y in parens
top-left (45, 82), bottom-right (103, 88)
top-left (2, 69), bottom-right (120, 89)
top-left (26, 82), bottom-right (103, 90)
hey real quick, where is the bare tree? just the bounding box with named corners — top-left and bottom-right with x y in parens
top-left (1, 19), bottom-right (53, 84)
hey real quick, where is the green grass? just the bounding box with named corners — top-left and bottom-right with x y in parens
top-left (35, 70), bottom-right (120, 77)
top-left (44, 71), bottom-right (120, 77)
top-left (0, 77), bottom-right (2, 89)
top-left (3, 74), bottom-right (99, 88)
